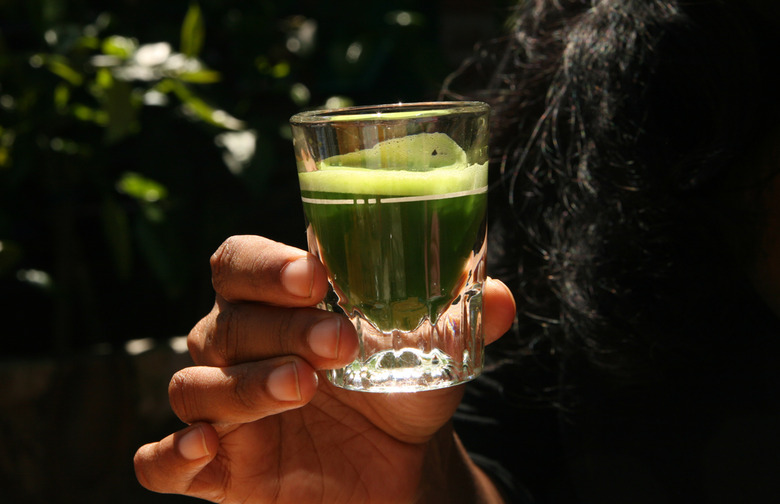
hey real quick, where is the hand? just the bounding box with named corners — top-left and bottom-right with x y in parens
top-left (134, 235), bottom-right (516, 503)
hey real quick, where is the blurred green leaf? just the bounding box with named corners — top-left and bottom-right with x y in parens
top-left (71, 104), bottom-right (108, 125)
top-left (76, 35), bottom-right (101, 51)
top-left (102, 35), bottom-right (137, 59)
top-left (255, 56), bottom-right (291, 79)
top-left (43, 56), bottom-right (84, 85)
top-left (96, 67), bottom-right (113, 89)
top-left (54, 83), bottom-right (70, 111)
top-left (178, 70), bottom-right (221, 83)
top-left (181, 3), bottom-right (205, 58)
top-left (152, 79), bottom-right (177, 94)
top-left (140, 203), bottom-right (165, 223)
top-left (271, 61), bottom-right (291, 79)
top-left (103, 79), bottom-right (140, 143)
top-left (116, 172), bottom-right (168, 202)
top-left (166, 80), bottom-right (244, 130)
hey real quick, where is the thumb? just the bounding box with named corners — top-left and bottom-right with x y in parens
top-left (134, 423), bottom-right (219, 496)
top-left (483, 277), bottom-right (516, 345)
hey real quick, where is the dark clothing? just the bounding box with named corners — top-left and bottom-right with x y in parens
top-left (456, 310), bottom-right (780, 503)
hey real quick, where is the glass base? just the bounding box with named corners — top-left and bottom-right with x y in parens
top-left (326, 347), bottom-right (482, 393)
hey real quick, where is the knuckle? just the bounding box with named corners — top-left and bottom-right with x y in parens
top-left (186, 332), bottom-right (202, 365)
top-left (133, 444), bottom-right (172, 494)
top-left (211, 303), bottom-right (241, 366)
top-left (269, 308), bottom-right (297, 354)
top-left (187, 308), bottom-right (215, 365)
top-left (210, 236), bottom-right (239, 293)
top-left (133, 447), bottom-right (155, 490)
top-left (230, 366), bottom-right (260, 413)
top-left (168, 370), bottom-right (200, 422)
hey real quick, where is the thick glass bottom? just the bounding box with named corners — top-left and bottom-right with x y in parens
top-left (326, 347), bottom-right (482, 392)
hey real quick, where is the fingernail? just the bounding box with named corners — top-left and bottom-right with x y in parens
top-left (281, 257), bottom-right (314, 298)
top-left (308, 318), bottom-right (341, 360)
top-left (178, 425), bottom-right (209, 461)
top-left (267, 362), bottom-right (301, 402)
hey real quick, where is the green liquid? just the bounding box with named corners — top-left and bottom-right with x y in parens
top-left (300, 163), bottom-right (487, 331)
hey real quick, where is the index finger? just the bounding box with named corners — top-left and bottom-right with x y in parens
top-left (210, 235), bottom-right (329, 305)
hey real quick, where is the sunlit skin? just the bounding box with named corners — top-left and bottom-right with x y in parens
top-left (133, 235), bottom-right (516, 503)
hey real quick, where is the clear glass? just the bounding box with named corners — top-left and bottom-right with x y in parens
top-left (290, 101), bottom-right (490, 392)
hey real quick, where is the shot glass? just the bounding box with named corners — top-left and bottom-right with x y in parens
top-left (290, 101), bottom-right (490, 392)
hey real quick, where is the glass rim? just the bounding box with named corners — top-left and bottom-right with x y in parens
top-left (289, 100), bottom-right (490, 124)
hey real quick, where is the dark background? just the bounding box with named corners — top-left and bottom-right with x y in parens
top-left (0, 0), bottom-right (509, 502)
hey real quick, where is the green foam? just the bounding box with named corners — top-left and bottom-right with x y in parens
top-left (323, 132), bottom-right (468, 171)
top-left (299, 132), bottom-right (486, 196)
top-left (299, 162), bottom-right (487, 196)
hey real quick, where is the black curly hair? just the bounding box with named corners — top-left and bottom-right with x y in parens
top-left (444, 0), bottom-right (780, 387)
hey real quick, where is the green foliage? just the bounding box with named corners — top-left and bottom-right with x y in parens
top-left (180, 3), bottom-right (206, 58)
top-left (1, 2), bottom-right (260, 354)
top-left (0, 0), bottom-right (504, 355)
